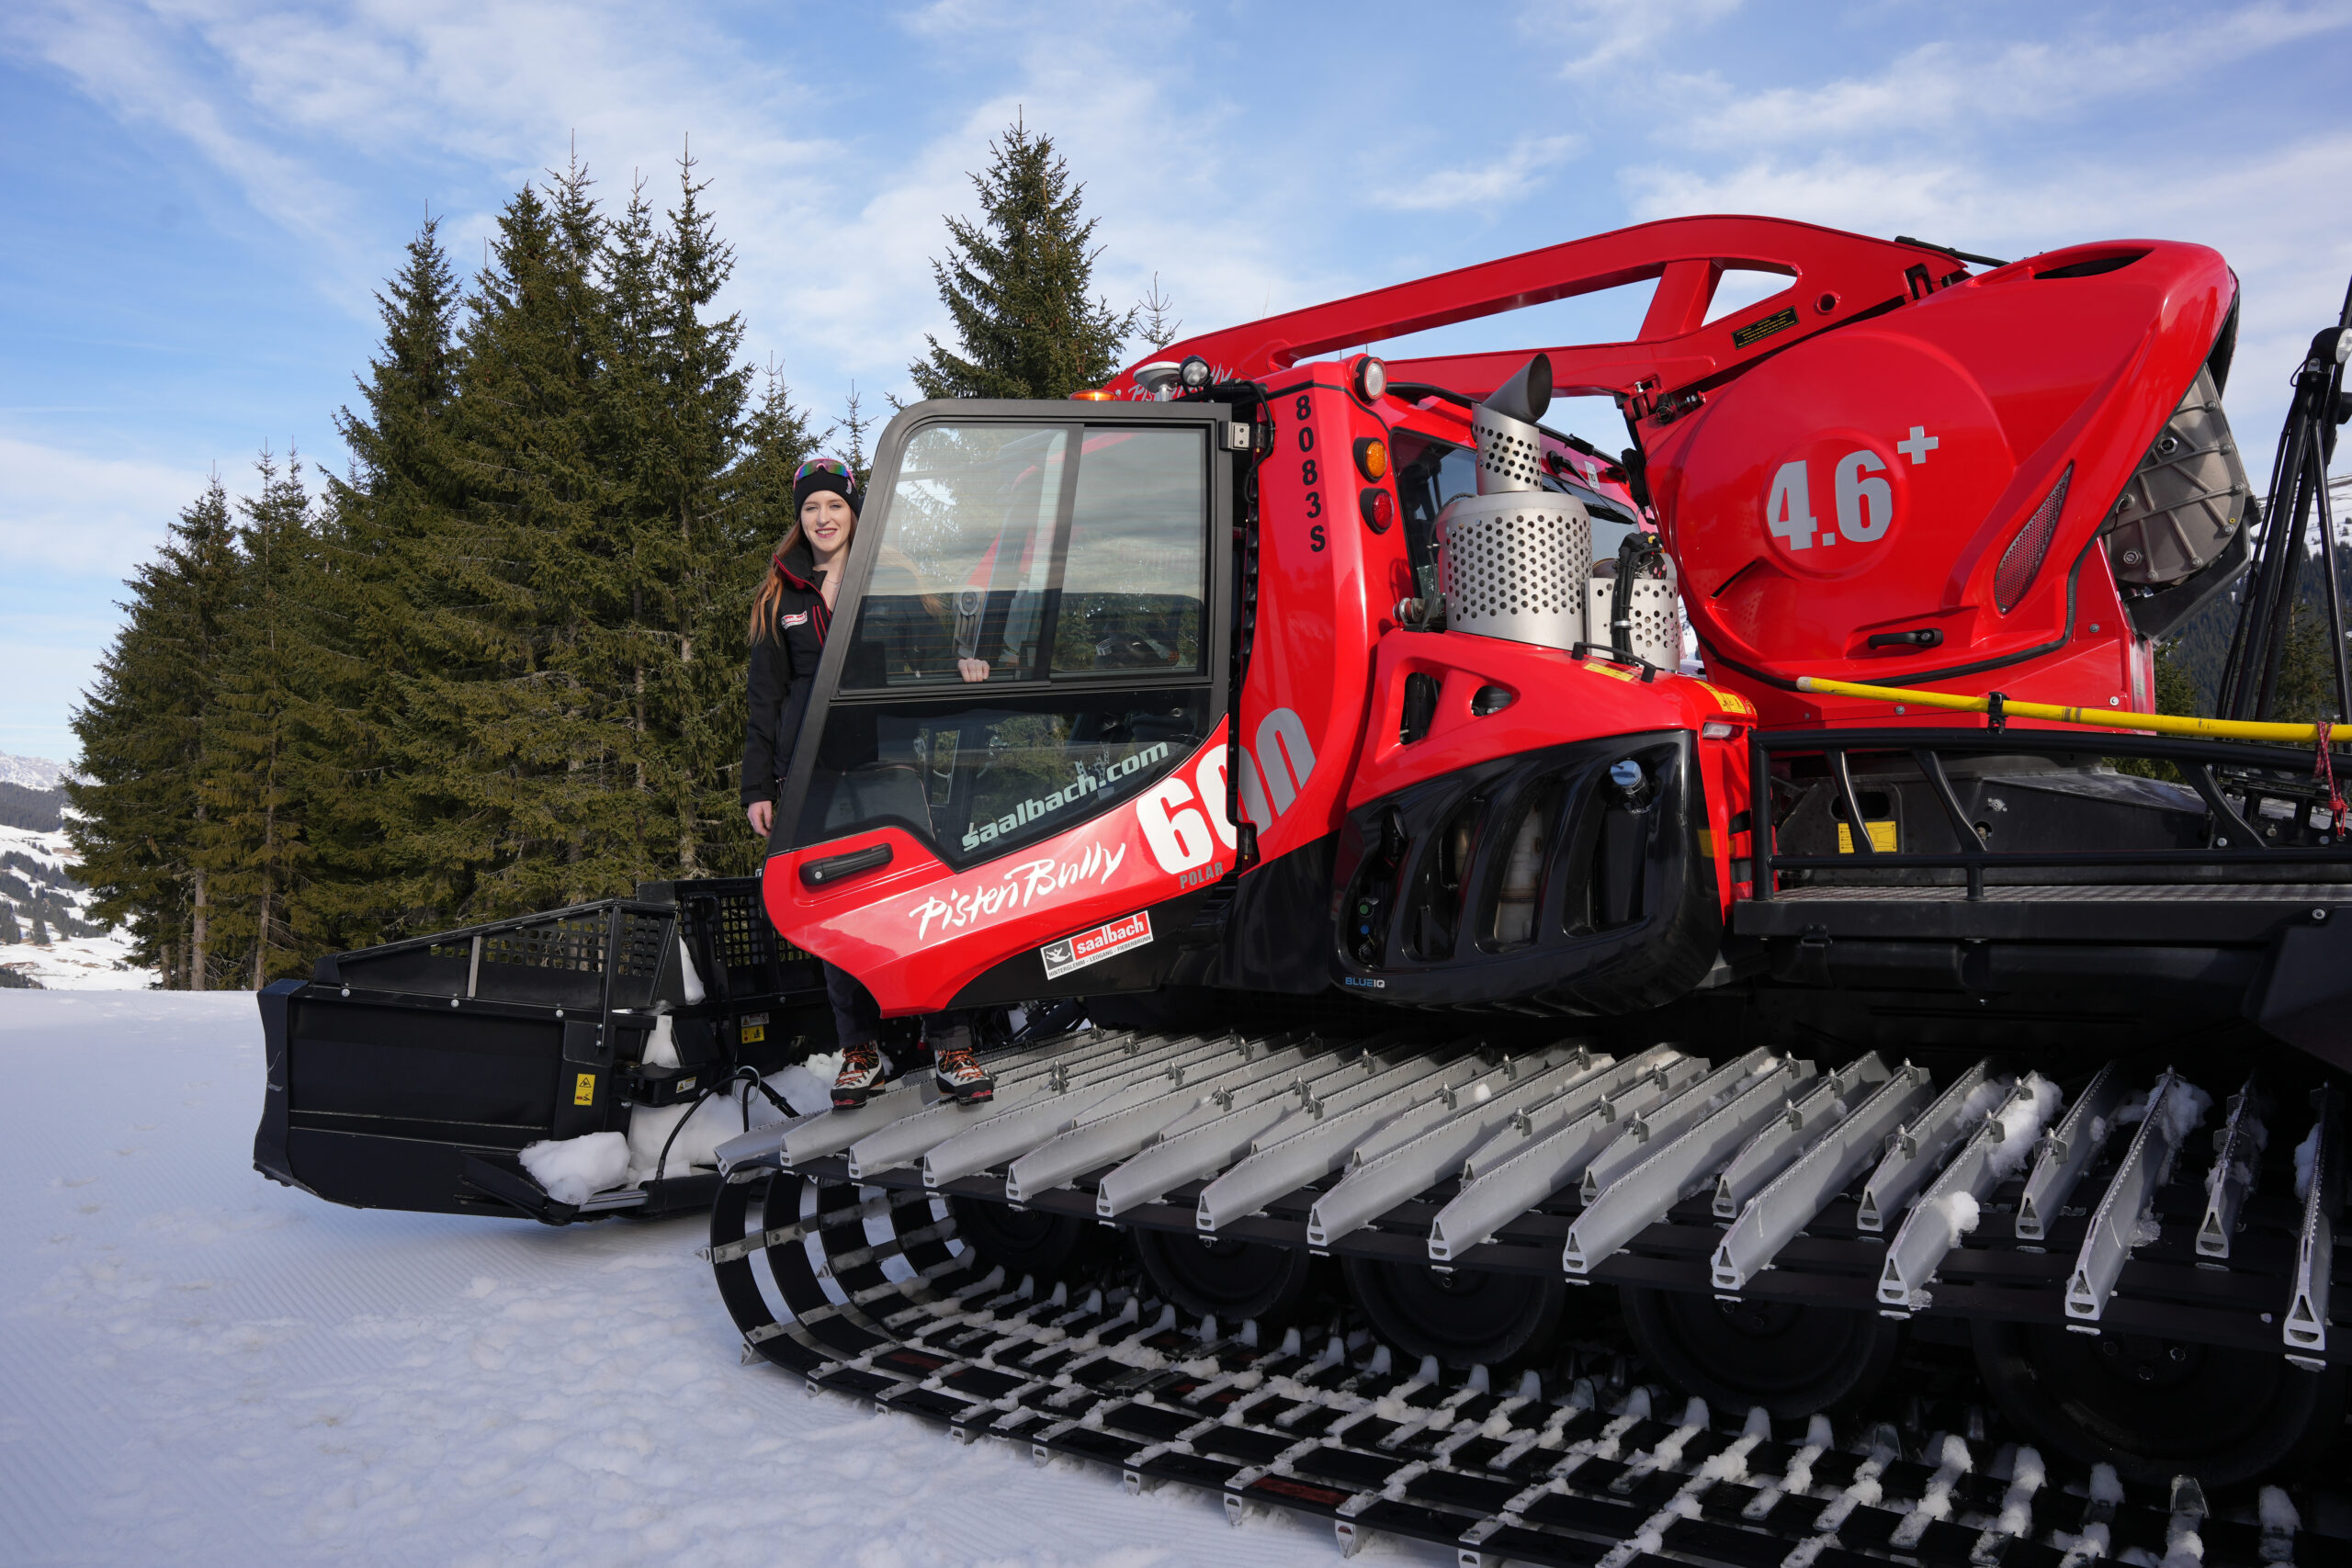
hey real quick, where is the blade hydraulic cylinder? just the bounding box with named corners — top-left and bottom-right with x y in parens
top-left (1710, 1063), bottom-right (1935, 1292)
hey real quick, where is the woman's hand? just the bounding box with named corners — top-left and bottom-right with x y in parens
top-left (957, 658), bottom-right (990, 682)
top-left (746, 800), bottom-right (774, 836)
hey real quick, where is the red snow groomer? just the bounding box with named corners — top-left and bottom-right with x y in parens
top-left (722, 214), bottom-right (2351, 1516)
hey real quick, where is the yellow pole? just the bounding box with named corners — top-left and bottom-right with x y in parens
top-left (1792, 675), bottom-right (2343, 747)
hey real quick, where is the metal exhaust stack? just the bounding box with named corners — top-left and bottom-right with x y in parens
top-left (1430, 355), bottom-right (1597, 651)
top-left (1474, 354), bottom-right (1555, 494)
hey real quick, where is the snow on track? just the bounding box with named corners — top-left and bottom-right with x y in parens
top-left (1, 992), bottom-right (1435, 1566)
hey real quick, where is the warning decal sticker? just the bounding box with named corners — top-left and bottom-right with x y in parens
top-left (1732, 306), bottom-right (1799, 349)
top-left (573, 1072), bottom-right (596, 1106)
top-left (1040, 910), bottom-right (1154, 980)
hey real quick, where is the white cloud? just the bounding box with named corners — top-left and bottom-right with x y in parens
top-left (1661, 3), bottom-right (2352, 148)
top-left (1521, 0), bottom-right (1744, 72)
top-left (4, 0), bottom-right (1335, 408)
top-left (0, 434), bottom-right (206, 575)
top-left (1372, 135), bottom-right (1585, 212)
top-left (0, 435), bottom-right (211, 760)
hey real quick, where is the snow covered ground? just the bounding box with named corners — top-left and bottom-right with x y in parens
top-left (0, 991), bottom-right (1439, 1567)
top-left (0, 823), bottom-right (153, 990)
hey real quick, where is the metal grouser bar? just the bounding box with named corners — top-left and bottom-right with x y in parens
top-left (702, 1026), bottom-right (2348, 1567)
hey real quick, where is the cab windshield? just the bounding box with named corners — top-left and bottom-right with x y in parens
top-left (793, 419), bottom-right (1217, 868)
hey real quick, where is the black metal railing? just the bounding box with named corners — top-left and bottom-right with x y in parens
top-left (1747, 726), bottom-right (2352, 901)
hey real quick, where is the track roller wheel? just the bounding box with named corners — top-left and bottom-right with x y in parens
top-left (1972, 1319), bottom-right (2347, 1488)
top-left (1134, 1229), bottom-right (1319, 1328)
top-left (948, 1196), bottom-right (1095, 1283)
top-left (1341, 1258), bottom-right (1566, 1370)
top-left (1622, 1288), bottom-right (1896, 1418)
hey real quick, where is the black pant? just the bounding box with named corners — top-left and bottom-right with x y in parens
top-left (821, 961), bottom-right (968, 1055)
top-left (823, 960), bottom-right (884, 1049)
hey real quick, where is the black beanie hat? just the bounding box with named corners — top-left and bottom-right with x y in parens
top-left (793, 455), bottom-right (861, 516)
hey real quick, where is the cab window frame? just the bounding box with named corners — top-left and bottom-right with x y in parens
top-left (775, 399), bottom-right (1238, 864)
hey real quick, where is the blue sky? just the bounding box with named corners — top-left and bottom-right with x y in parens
top-left (3, 0), bottom-right (2348, 764)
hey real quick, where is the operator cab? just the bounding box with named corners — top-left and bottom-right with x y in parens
top-left (764, 398), bottom-right (1244, 1015)
top-left (786, 413), bottom-right (1228, 871)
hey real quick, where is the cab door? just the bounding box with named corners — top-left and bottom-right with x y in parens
top-left (764, 400), bottom-right (1240, 1014)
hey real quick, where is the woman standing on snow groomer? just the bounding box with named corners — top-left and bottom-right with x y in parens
top-left (741, 456), bottom-right (997, 1111)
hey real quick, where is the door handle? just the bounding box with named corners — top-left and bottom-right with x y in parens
top-left (800, 843), bottom-right (893, 887)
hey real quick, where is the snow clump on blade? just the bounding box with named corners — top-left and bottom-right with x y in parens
top-left (520, 1131), bottom-right (630, 1205)
top-left (1990, 1074), bottom-right (2064, 1178)
top-left (2157, 1081), bottom-right (2213, 1144)
top-left (2294, 1122), bottom-right (2320, 1202)
top-left (1918, 1190), bottom-right (1982, 1251)
top-left (1957, 1076), bottom-right (2012, 1129)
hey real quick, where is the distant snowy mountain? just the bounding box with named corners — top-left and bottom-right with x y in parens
top-left (0, 752), bottom-right (67, 790)
top-left (0, 822), bottom-right (153, 989)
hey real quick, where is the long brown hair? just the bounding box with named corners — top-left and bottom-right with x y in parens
top-left (749, 505), bottom-right (856, 642)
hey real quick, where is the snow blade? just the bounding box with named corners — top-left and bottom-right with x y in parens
top-left (252, 876), bottom-right (829, 1220)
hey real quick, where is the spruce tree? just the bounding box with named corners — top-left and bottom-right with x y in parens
top-left (197, 450), bottom-right (332, 987)
top-left (319, 214), bottom-right (468, 942)
top-left (68, 478), bottom-right (241, 987)
top-left (733, 364), bottom-right (821, 546)
top-left (594, 152), bottom-right (763, 881)
top-left (1137, 273), bottom-right (1182, 352)
top-left (910, 117), bottom-right (1136, 400)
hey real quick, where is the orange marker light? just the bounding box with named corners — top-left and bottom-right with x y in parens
top-left (1353, 437), bottom-right (1388, 482)
top-left (1069, 389), bottom-right (1114, 400)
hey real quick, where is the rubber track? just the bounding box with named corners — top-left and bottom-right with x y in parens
top-left (707, 1172), bottom-right (2334, 1568)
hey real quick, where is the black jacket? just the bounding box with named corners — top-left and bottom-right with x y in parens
top-left (741, 539), bottom-right (835, 807)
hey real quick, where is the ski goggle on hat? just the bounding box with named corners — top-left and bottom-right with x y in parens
top-left (793, 456), bottom-right (857, 492)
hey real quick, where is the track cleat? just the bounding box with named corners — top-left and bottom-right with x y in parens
top-left (831, 1043), bottom-right (887, 1110)
top-left (933, 1039), bottom-right (995, 1104)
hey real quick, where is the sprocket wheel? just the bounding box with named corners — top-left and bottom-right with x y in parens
top-left (1133, 1228), bottom-right (1320, 1328)
top-left (1622, 1288), bottom-right (1897, 1418)
top-left (1972, 1318), bottom-right (2347, 1488)
top-left (948, 1196), bottom-right (1097, 1284)
top-left (1341, 1258), bottom-right (1566, 1370)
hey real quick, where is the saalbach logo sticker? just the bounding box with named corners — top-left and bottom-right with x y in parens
top-left (1039, 911), bottom-right (1153, 980)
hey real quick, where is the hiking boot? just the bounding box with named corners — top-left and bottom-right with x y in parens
top-left (933, 1039), bottom-right (994, 1104)
top-left (831, 1043), bottom-right (887, 1109)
